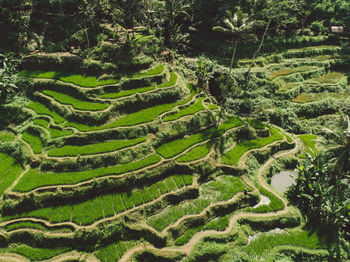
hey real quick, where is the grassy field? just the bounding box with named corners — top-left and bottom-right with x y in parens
top-left (157, 117), bottom-right (243, 158)
top-left (5, 221), bottom-right (72, 233)
top-left (129, 64), bottom-right (164, 79)
top-left (47, 137), bottom-right (146, 156)
top-left (221, 127), bottom-right (283, 166)
top-left (33, 119), bottom-right (73, 138)
top-left (22, 131), bottom-right (43, 154)
top-left (314, 72), bottom-right (344, 84)
top-left (13, 154), bottom-right (161, 191)
top-left (0, 131), bottom-right (15, 142)
top-left (244, 228), bottom-right (327, 259)
top-left (298, 134), bottom-right (318, 158)
top-left (19, 69), bottom-right (118, 87)
top-left (163, 98), bottom-right (206, 122)
top-left (268, 66), bottom-right (314, 80)
top-left (43, 90), bottom-right (109, 111)
top-left (158, 72), bottom-right (178, 88)
top-left (0, 153), bottom-right (23, 196)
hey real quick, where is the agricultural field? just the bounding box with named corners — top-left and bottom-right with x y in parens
top-left (0, 8), bottom-right (349, 260)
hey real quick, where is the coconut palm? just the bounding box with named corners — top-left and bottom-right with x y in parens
top-left (213, 10), bottom-right (254, 82)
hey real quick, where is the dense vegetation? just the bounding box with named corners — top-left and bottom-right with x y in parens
top-left (0, 0), bottom-right (349, 261)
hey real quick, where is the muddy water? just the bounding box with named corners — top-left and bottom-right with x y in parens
top-left (271, 169), bottom-right (298, 193)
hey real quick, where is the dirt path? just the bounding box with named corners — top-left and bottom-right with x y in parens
top-left (0, 253), bottom-right (29, 262)
top-left (119, 131), bottom-right (300, 261)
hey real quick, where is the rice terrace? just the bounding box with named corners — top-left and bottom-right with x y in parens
top-left (0, 0), bottom-right (349, 261)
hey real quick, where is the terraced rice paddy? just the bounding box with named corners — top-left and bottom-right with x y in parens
top-left (0, 45), bottom-right (339, 261)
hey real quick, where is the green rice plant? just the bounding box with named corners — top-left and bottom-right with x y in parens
top-left (25, 207), bottom-right (52, 221)
top-left (314, 72), bottom-right (344, 84)
top-left (222, 127), bottom-right (283, 166)
top-left (48, 127), bottom-right (73, 138)
top-left (113, 194), bottom-right (126, 213)
top-left (207, 104), bottom-right (219, 110)
top-left (117, 241), bottom-right (127, 257)
top-left (298, 134), bottom-right (318, 158)
top-left (204, 215), bottom-right (229, 231)
top-left (0, 131), bottom-right (15, 142)
top-left (96, 244), bottom-right (119, 262)
top-left (53, 205), bottom-right (72, 223)
top-left (72, 200), bottom-right (95, 225)
top-left (140, 188), bottom-right (154, 202)
top-left (43, 90), bottom-right (109, 111)
top-left (247, 119), bottom-right (265, 129)
top-left (163, 98), bottom-right (206, 122)
top-left (158, 72), bottom-right (178, 88)
top-left (92, 197), bottom-right (105, 221)
top-left (66, 98), bottom-right (190, 131)
top-left (0, 153), bottom-right (23, 196)
top-left (268, 66), bottom-right (314, 80)
top-left (165, 176), bottom-right (178, 191)
top-left (183, 175), bottom-right (193, 185)
top-left (244, 229), bottom-right (327, 259)
top-left (132, 191), bottom-right (144, 206)
top-left (14, 154), bottom-right (161, 191)
top-left (292, 93), bottom-right (316, 103)
top-left (177, 142), bottom-right (212, 163)
top-left (33, 118), bottom-right (49, 127)
top-left (157, 117), bottom-right (243, 158)
top-left (27, 102), bottom-right (65, 124)
top-left (121, 193), bottom-right (134, 209)
top-left (100, 85), bottom-right (154, 99)
top-left (156, 181), bottom-right (169, 194)
top-left (148, 184), bottom-right (161, 198)
top-left (102, 195), bottom-right (116, 217)
top-left (5, 222), bottom-right (47, 232)
top-left (173, 175), bottom-right (185, 188)
top-left (22, 131), bottom-right (43, 154)
top-left (18, 70), bottom-right (118, 87)
top-left (147, 176), bottom-right (246, 231)
top-left (129, 64), bottom-right (164, 79)
top-left (278, 82), bottom-right (298, 92)
top-left (174, 226), bottom-right (203, 246)
top-left (47, 137), bottom-right (146, 157)
top-left (0, 244), bottom-right (71, 261)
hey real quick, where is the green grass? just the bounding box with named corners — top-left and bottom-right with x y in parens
top-left (0, 244), bottom-right (71, 261)
top-left (19, 69), bottom-right (118, 87)
top-left (177, 142), bottom-right (212, 162)
top-left (27, 102), bottom-right (65, 124)
top-left (298, 134), bottom-right (318, 158)
top-left (244, 229), bottom-right (327, 258)
top-left (174, 226), bottom-right (203, 246)
top-left (129, 64), bottom-right (164, 79)
top-left (132, 191), bottom-right (144, 206)
top-left (183, 175), bottom-right (193, 185)
top-left (102, 195), bottom-right (116, 217)
top-left (0, 131), bottom-right (15, 142)
top-left (43, 90), bottom-right (109, 111)
top-left (163, 98), bottom-right (206, 121)
top-left (222, 127), bottom-right (283, 166)
top-left (164, 176), bottom-right (178, 191)
top-left (65, 97), bottom-right (191, 131)
top-left (13, 154), bottom-right (161, 191)
top-left (100, 85), bottom-right (154, 99)
top-left (47, 137), bottom-right (146, 157)
top-left (157, 117), bottom-right (243, 158)
top-left (207, 104), bottom-right (219, 110)
top-left (0, 153), bottom-right (23, 196)
top-left (72, 200), bottom-right (95, 225)
top-left (247, 184), bottom-right (284, 213)
top-left (122, 193), bottom-right (134, 209)
top-left (22, 131), bottom-right (43, 154)
top-left (173, 175), bottom-right (185, 188)
top-left (247, 119), bottom-right (265, 129)
top-left (113, 194), bottom-right (126, 213)
top-left (314, 72), bottom-right (344, 84)
top-left (158, 72), bottom-right (178, 88)
top-left (278, 82), bottom-right (298, 92)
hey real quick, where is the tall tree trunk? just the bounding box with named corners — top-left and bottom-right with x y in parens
top-left (246, 18), bottom-right (272, 83)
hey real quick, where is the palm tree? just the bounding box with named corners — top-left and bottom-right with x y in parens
top-left (213, 10), bottom-right (253, 83)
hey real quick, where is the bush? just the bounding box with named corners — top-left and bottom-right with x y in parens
top-left (309, 21), bottom-right (328, 36)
